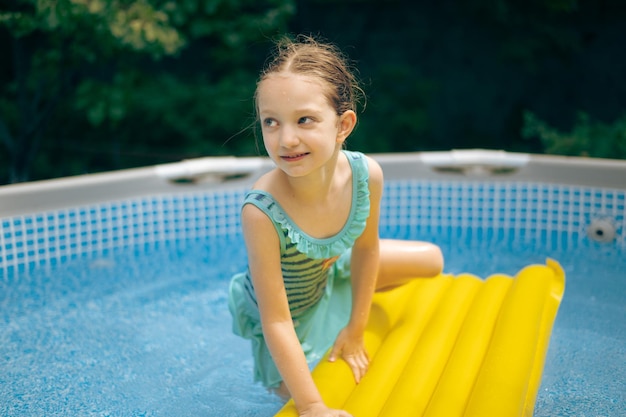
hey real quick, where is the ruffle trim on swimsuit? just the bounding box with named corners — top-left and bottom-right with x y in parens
top-left (277, 153), bottom-right (369, 259)
top-left (246, 150), bottom-right (371, 260)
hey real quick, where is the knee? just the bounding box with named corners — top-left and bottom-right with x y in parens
top-left (422, 243), bottom-right (444, 278)
top-left (379, 239), bottom-right (444, 281)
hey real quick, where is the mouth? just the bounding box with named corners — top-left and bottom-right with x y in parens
top-left (280, 152), bottom-right (310, 161)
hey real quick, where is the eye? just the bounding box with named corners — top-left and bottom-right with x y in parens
top-left (262, 118), bottom-right (277, 128)
top-left (298, 116), bottom-right (314, 124)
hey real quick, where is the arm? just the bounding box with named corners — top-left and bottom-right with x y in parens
top-left (242, 204), bottom-right (348, 416)
top-left (329, 157), bottom-right (383, 382)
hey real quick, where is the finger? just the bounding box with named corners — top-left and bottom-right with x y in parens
top-left (349, 351), bottom-right (367, 368)
top-left (328, 344), bottom-right (341, 362)
top-left (356, 360), bottom-right (367, 383)
top-left (346, 356), bottom-right (366, 383)
top-left (354, 354), bottom-right (369, 382)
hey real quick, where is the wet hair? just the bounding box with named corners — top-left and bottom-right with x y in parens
top-left (255, 34), bottom-right (365, 117)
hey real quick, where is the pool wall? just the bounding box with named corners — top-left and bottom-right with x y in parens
top-left (1, 150), bottom-right (625, 275)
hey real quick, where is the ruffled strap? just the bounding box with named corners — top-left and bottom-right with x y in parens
top-left (243, 150), bottom-right (370, 259)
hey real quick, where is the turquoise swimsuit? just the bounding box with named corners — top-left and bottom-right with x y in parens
top-left (228, 150), bottom-right (371, 388)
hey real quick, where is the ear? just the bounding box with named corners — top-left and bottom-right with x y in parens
top-left (336, 110), bottom-right (357, 144)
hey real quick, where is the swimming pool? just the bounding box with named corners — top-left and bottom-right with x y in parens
top-left (1, 151), bottom-right (625, 416)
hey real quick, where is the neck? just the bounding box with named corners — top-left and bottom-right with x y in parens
top-left (281, 150), bottom-right (343, 204)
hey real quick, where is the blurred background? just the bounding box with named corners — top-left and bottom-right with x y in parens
top-left (1, 0), bottom-right (625, 185)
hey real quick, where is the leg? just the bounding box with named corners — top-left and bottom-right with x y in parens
top-left (375, 239), bottom-right (444, 291)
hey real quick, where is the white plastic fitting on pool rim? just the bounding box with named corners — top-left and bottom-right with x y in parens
top-left (419, 149), bottom-right (530, 176)
top-left (155, 157), bottom-right (266, 182)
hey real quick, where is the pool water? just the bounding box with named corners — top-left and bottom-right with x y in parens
top-left (1, 228), bottom-right (624, 416)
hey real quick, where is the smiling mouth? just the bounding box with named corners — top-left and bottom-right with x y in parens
top-left (281, 152), bottom-right (310, 161)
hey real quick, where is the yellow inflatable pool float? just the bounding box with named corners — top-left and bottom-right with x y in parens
top-left (275, 259), bottom-right (565, 417)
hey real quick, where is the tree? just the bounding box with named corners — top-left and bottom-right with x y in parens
top-left (0, 0), bottom-right (294, 183)
top-left (522, 111), bottom-right (626, 159)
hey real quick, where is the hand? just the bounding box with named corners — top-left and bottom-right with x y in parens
top-left (328, 327), bottom-right (369, 383)
top-left (299, 402), bottom-right (353, 417)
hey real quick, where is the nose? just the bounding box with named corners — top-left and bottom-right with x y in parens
top-left (278, 125), bottom-right (300, 148)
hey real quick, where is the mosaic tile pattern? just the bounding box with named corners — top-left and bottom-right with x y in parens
top-left (383, 181), bottom-right (625, 245)
top-left (0, 191), bottom-right (245, 274)
top-left (1, 181), bottom-right (624, 274)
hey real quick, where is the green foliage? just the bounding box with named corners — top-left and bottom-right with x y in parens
top-left (119, 70), bottom-right (260, 156)
top-left (522, 111), bottom-right (626, 159)
top-left (1, 0), bottom-right (625, 184)
top-left (0, 0), bottom-right (186, 57)
top-left (0, 0), bottom-right (294, 183)
top-left (461, 0), bottom-right (583, 72)
top-left (74, 75), bottom-right (131, 127)
top-left (350, 64), bottom-right (435, 153)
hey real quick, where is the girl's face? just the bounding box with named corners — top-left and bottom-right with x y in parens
top-left (256, 72), bottom-right (354, 178)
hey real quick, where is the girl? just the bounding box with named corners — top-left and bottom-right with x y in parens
top-left (228, 35), bottom-right (444, 417)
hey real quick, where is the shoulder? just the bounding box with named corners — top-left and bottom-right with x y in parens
top-left (241, 201), bottom-right (274, 234)
top-left (364, 154), bottom-right (383, 185)
top-left (250, 167), bottom-right (281, 194)
top-left (344, 150), bottom-right (383, 182)
top-left (355, 153), bottom-right (383, 198)
top-left (241, 201), bottom-right (281, 254)
top-left (366, 156), bottom-right (383, 208)
top-left (345, 151), bottom-right (383, 206)
top-left (242, 170), bottom-right (281, 228)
